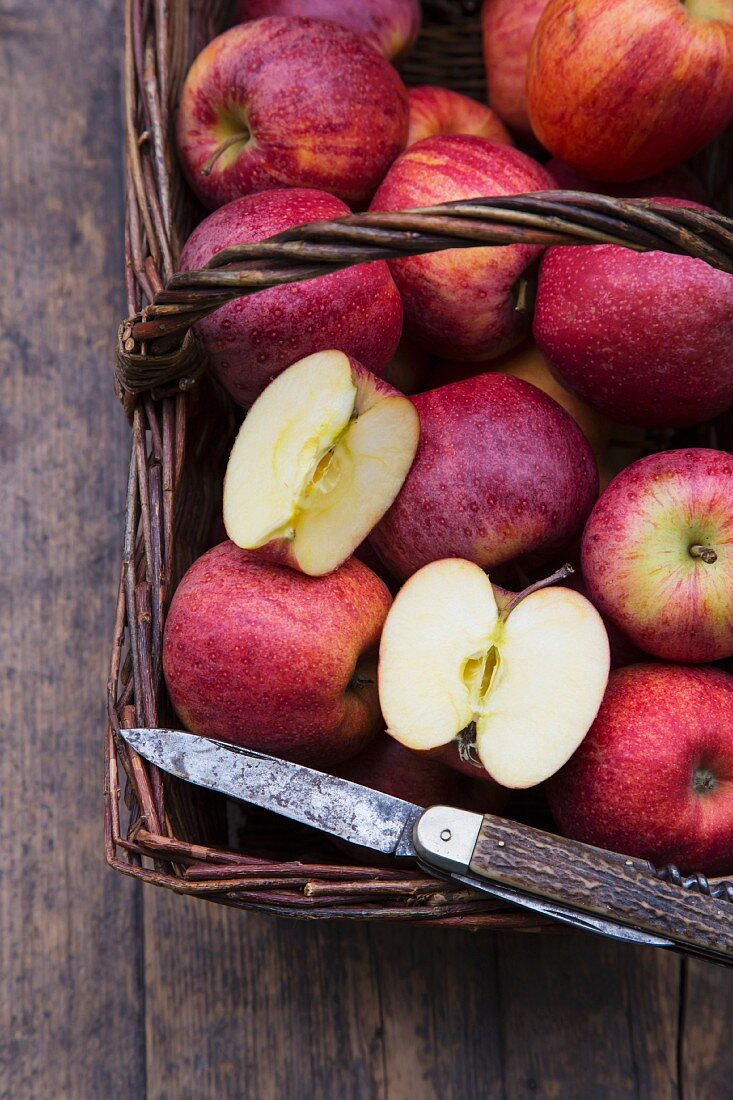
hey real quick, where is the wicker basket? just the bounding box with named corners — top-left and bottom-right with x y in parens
top-left (106, 0), bottom-right (733, 929)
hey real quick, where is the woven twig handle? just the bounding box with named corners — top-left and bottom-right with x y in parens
top-left (116, 191), bottom-right (733, 402)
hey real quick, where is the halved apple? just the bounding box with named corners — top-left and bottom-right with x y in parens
top-left (223, 350), bottom-right (420, 576)
top-left (378, 559), bottom-right (611, 788)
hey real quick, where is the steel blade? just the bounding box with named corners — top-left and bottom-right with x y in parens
top-left (120, 727), bottom-right (421, 857)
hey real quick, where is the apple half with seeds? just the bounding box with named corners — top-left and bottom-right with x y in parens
top-left (378, 558), bottom-right (610, 788)
top-left (223, 350), bottom-right (420, 576)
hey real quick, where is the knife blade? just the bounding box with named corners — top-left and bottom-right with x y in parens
top-left (120, 727), bottom-right (733, 966)
top-left (121, 726), bottom-right (423, 857)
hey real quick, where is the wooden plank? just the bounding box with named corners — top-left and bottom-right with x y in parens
top-left (680, 958), bottom-right (733, 1099)
top-left (369, 923), bottom-right (503, 1100)
top-left (144, 896), bottom-right (387, 1099)
top-left (496, 933), bottom-right (680, 1099)
top-left (0, 2), bottom-right (145, 1097)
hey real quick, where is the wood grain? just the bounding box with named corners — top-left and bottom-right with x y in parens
top-left (0, 2), bottom-right (144, 1096)
top-left (680, 958), bottom-right (733, 1098)
top-left (497, 934), bottom-right (680, 1100)
top-left (469, 816), bottom-right (733, 962)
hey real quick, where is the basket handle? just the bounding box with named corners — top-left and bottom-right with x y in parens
top-left (116, 190), bottom-right (733, 405)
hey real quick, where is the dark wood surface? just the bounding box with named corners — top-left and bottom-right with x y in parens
top-left (1, 3), bottom-right (731, 1097)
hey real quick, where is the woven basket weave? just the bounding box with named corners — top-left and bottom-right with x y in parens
top-left (106, 0), bottom-right (733, 928)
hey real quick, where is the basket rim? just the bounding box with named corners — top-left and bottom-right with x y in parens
top-left (107, 0), bottom-right (733, 927)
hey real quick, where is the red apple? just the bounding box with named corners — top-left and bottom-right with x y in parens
top-left (406, 86), bottom-right (513, 147)
top-left (381, 337), bottom-right (431, 395)
top-left (527, 0), bottom-right (733, 182)
top-left (533, 206), bottom-right (733, 428)
top-left (233, 0), bottom-right (421, 59)
top-left (179, 189), bottom-right (403, 406)
top-left (370, 372), bottom-right (599, 580)
top-left (582, 448), bottom-right (733, 664)
top-left (370, 135), bottom-right (554, 360)
top-left (334, 734), bottom-right (457, 806)
top-left (453, 774), bottom-right (510, 816)
top-left (424, 342), bottom-right (612, 462)
top-left (546, 158), bottom-right (708, 202)
top-left (481, 0), bottom-right (550, 141)
top-left (163, 542), bottom-right (392, 766)
top-left (547, 664), bottom-right (733, 875)
top-left (176, 18), bottom-right (409, 209)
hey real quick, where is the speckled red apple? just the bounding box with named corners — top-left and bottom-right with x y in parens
top-left (545, 158), bottom-right (708, 202)
top-left (370, 372), bottom-right (599, 580)
top-left (176, 17), bottom-right (409, 209)
top-left (179, 189), bottom-right (402, 406)
top-left (582, 449), bottom-right (733, 664)
top-left (334, 734), bottom-right (458, 806)
top-left (527, 0), bottom-right (733, 181)
top-left (547, 664), bottom-right (733, 875)
top-left (481, 0), bottom-right (550, 141)
top-left (424, 341), bottom-right (612, 463)
top-left (533, 208), bottom-right (733, 428)
top-left (233, 0), bottom-right (421, 59)
top-left (406, 86), bottom-right (513, 147)
top-left (163, 542), bottom-right (392, 766)
top-left (370, 135), bottom-right (554, 361)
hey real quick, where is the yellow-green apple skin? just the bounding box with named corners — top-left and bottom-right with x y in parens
top-left (179, 189), bottom-right (403, 406)
top-left (370, 372), bottom-right (598, 580)
top-left (581, 449), bottom-right (733, 663)
top-left (369, 135), bottom-right (554, 361)
top-left (547, 664), bottom-right (733, 875)
top-left (176, 17), bottom-right (409, 209)
top-left (406, 86), bottom-right (513, 147)
top-left (233, 0), bottom-right (421, 60)
top-left (527, 0), bottom-right (733, 181)
top-left (533, 203), bottom-right (733, 429)
top-left (481, 0), bottom-right (551, 141)
top-left (162, 542), bottom-right (392, 766)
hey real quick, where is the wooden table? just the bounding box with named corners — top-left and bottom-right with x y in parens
top-left (1, 3), bottom-right (731, 1097)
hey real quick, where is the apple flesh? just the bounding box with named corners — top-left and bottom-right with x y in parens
top-left (223, 350), bottom-right (420, 576)
top-left (370, 135), bottom-right (554, 361)
top-left (533, 218), bottom-right (733, 428)
top-left (378, 558), bottom-right (610, 788)
top-left (179, 189), bottom-right (403, 407)
top-left (233, 0), bottom-right (421, 59)
top-left (547, 664), bottom-right (733, 875)
top-left (545, 158), bottom-right (708, 203)
top-left (527, 0), bottom-right (733, 182)
top-left (163, 542), bottom-right (392, 766)
top-left (370, 372), bottom-right (599, 581)
top-left (582, 448), bottom-right (733, 664)
top-left (481, 0), bottom-right (550, 141)
top-left (176, 17), bottom-right (409, 209)
top-left (406, 86), bottom-right (513, 147)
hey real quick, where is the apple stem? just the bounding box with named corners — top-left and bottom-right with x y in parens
top-left (201, 131), bottom-right (249, 176)
top-left (458, 723), bottom-right (483, 769)
top-left (503, 563), bottom-right (575, 617)
top-left (689, 544), bottom-right (717, 564)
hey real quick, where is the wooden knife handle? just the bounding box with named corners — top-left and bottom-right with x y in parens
top-left (468, 815), bottom-right (733, 959)
top-left (412, 807), bottom-right (733, 962)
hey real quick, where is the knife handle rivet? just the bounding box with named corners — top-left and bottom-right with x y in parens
top-left (497, 841), bottom-right (505, 847)
top-left (440, 828), bottom-right (452, 842)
